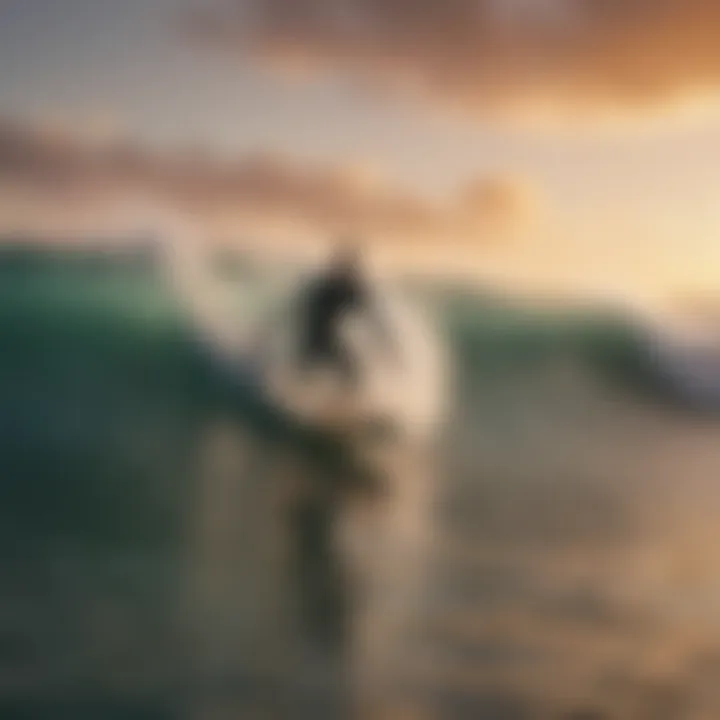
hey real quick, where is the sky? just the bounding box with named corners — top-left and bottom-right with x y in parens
top-left (2, 0), bottom-right (720, 297)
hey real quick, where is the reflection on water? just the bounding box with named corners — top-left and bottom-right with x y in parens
top-left (173, 362), bottom-right (720, 720)
top-left (187, 417), bottom-right (437, 719)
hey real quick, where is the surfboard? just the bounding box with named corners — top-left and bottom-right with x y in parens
top-left (251, 278), bottom-right (446, 447)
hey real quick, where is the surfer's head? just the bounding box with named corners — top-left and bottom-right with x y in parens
top-left (330, 236), bottom-right (363, 277)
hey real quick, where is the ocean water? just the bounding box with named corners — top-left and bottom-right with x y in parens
top-left (3, 248), bottom-right (720, 719)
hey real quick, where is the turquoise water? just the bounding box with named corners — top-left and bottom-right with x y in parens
top-left (3, 249), bottom-right (720, 719)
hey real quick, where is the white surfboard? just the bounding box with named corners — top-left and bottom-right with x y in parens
top-left (251, 277), bottom-right (448, 446)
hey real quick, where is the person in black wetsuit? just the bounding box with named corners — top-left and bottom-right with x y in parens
top-left (297, 241), bottom-right (395, 389)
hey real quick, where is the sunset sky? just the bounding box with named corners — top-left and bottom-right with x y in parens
top-left (2, 0), bottom-right (720, 296)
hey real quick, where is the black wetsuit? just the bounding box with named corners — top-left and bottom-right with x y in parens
top-left (298, 270), bottom-right (367, 386)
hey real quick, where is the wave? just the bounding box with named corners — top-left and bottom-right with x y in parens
top-left (4, 227), bottom-right (720, 421)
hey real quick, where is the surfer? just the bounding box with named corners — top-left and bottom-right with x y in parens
top-left (297, 240), bottom-right (397, 389)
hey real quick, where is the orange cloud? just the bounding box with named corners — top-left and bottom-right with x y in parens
top-left (187, 0), bottom-right (720, 121)
top-left (0, 117), bottom-right (533, 241)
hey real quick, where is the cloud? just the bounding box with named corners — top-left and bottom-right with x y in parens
top-left (0, 117), bottom-right (533, 241)
top-left (186, 0), bottom-right (720, 122)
